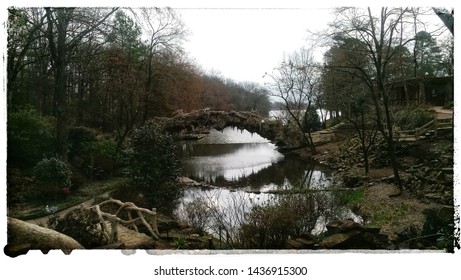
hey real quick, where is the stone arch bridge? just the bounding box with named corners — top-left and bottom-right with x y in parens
top-left (156, 109), bottom-right (289, 145)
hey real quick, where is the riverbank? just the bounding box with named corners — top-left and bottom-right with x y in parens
top-left (292, 121), bottom-right (455, 250)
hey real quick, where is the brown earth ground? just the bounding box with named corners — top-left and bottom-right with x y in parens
top-left (312, 142), bottom-right (438, 241)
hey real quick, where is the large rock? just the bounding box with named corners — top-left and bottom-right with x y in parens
top-left (343, 173), bottom-right (367, 188)
top-left (7, 217), bottom-right (84, 254)
top-left (326, 219), bottom-right (364, 233)
top-left (320, 230), bottom-right (362, 249)
top-left (326, 219), bottom-right (381, 234)
top-left (285, 232), bottom-right (319, 249)
top-left (321, 231), bottom-right (387, 249)
top-left (320, 219), bottom-right (388, 249)
top-left (285, 238), bottom-right (318, 249)
top-left (310, 131), bottom-right (335, 145)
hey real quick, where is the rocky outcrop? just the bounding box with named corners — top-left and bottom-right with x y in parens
top-left (284, 220), bottom-right (389, 250)
top-left (157, 109), bottom-right (286, 145)
top-left (309, 129), bottom-right (335, 146)
top-left (6, 217), bottom-right (84, 255)
top-left (343, 172), bottom-right (368, 188)
top-left (319, 219), bottom-right (388, 249)
top-left (403, 164), bottom-right (453, 205)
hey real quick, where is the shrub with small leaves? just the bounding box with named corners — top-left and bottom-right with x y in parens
top-left (82, 138), bottom-right (120, 178)
top-left (239, 192), bottom-right (332, 249)
top-left (32, 156), bottom-right (72, 199)
top-left (68, 126), bottom-right (97, 160)
top-left (393, 105), bottom-right (435, 130)
top-left (303, 107), bottom-right (322, 133)
top-left (7, 107), bottom-right (56, 167)
top-left (240, 201), bottom-right (298, 249)
top-left (125, 121), bottom-right (182, 213)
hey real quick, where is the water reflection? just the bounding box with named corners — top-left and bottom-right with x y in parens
top-left (178, 127), bottom-right (330, 189)
top-left (181, 142), bottom-right (284, 183)
top-left (175, 126), bottom-right (361, 239)
top-left (179, 187), bottom-right (275, 214)
top-left (176, 186), bottom-right (362, 238)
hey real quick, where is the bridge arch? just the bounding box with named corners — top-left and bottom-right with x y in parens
top-left (156, 109), bottom-right (286, 144)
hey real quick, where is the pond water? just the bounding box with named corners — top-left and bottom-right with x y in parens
top-left (178, 127), bottom-right (330, 190)
top-left (175, 127), bottom-right (361, 237)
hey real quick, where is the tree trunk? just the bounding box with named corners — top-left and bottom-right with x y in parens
top-left (403, 82), bottom-right (409, 105)
top-left (76, 74), bottom-right (85, 125)
top-left (46, 8), bottom-right (72, 161)
top-left (419, 81), bottom-right (425, 104)
top-left (382, 88), bottom-right (403, 195)
top-left (370, 84), bottom-right (403, 196)
top-left (55, 59), bottom-right (69, 161)
top-left (286, 106), bottom-right (314, 151)
top-left (360, 112), bottom-right (370, 175)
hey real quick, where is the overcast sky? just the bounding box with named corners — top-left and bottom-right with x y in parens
top-left (2, 1), bottom-right (453, 86)
top-left (153, 0), bottom-right (453, 86)
top-left (173, 4), bottom-right (452, 85)
top-left (178, 7), bottom-right (332, 85)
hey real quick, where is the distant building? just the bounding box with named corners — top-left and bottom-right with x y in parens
top-left (390, 76), bottom-right (453, 106)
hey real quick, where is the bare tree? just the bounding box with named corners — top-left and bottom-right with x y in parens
top-left (44, 7), bottom-right (118, 160)
top-left (7, 8), bottom-right (47, 108)
top-left (265, 47), bottom-right (320, 151)
top-left (131, 7), bottom-right (189, 121)
top-left (326, 7), bottom-right (419, 195)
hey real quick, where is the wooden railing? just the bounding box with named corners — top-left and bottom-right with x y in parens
top-left (415, 119), bottom-right (436, 140)
top-left (384, 117), bottom-right (452, 142)
top-left (90, 199), bottom-right (159, 244)
top-left (401, 118), bottom-right (452, 141)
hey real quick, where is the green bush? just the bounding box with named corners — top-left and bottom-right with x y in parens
top-left (7, 107), bottom-right (56, 167)
top-left (125, 121), bottom-right (182, 213)
top-left (393, 105), bottom-right (434, 130)
top-left (83, 138), bottom-right (118, 160)
top-left (443, 101), bottom-right (454, 109)
top-left (68, 126), bottom-right (97, 159)
top-left (82, 138), bottom-right (120, 178)
top-left (110, 182), bottom-right (150, 209)
top-left (303, 107), bottom-right (322, 132)
top-left (32, 156), bottom-right (72, 199)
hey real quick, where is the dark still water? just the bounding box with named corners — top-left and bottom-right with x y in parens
top-left (175, 127), bottom-right (361, 236)
top-left (178, 127), bottom-right (331, 191)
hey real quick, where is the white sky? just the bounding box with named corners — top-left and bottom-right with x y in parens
top-left (178, 8), bottom-right (332, 84)
top-left (176, 5), bottom-right (452, 85)
top-left (2, 1), bottom-right (453, 85)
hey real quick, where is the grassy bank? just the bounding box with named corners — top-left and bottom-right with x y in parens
top-left (9, 177), bottom-right (128, 221)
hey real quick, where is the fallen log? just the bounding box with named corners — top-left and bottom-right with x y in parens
top-left (7, 217), bottom-right (84, 253)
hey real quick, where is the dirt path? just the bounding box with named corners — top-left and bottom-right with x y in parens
top-left (432, 106), bottom-right (453, 120)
